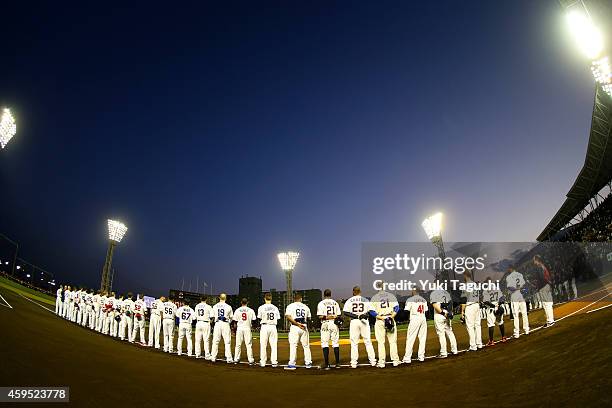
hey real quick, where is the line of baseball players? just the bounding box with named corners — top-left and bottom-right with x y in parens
top-left (54, 266), bottom-right (555, 369)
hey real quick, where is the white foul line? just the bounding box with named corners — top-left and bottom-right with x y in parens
top-left (0, 293), bottom-right (13, 309)
top-left (18, 293), bottom-right (55, 313)
top-left (557, 291), bottom-right (612, 321)
top-left (586, 303), bottom-right (612, 314)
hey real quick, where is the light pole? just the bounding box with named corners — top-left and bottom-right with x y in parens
top-left (100, 219), bottom-right (128, 293)
top-left (0, 108), bottom-right (16, 149)
top-left (277, 251), bottom-right (299, 330)
top-left (422, 212), bottom-right (448, 281)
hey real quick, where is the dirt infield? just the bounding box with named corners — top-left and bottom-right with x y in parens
top-left (1, 285), bottom-right (611, 407)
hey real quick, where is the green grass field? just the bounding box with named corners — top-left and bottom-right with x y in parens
top-left (0, 276), bottom-right (56, 306)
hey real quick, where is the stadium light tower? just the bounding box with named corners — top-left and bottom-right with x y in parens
top-left (277, 251), bottom-right (299, 327)
top-left (100, 219), bottom-right (128, 293)
top-left (562, 1), bottom-right (612, 96)
top-left (0, 108), bottom-right (17, 149)
top-left (422, 212), bottom-right (447, 281)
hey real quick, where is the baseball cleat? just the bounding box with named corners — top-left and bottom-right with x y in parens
top-left (437, 354), bottom-right (448, 359)
top-left (486, 340), bottom-right (495, 346)
top-left (377, 364), bottom-right (385, 368)
top-left (305, 363), bottom-right (313, 369)
top-left (260, 363), bottom-right (266, 368)
top-left (392, 361), bottom-right (400, 367)
top-left (196, 356), bottom-right (203, 359)
top-left (284, 365), bottom-right (296, 370)
top-left (334, 364), bottom-right (341, 369)
top-left (402, 358), bottom-right (411, 364)
top-left (350, 365), bottom-right (357, 369)
top-left (501, 336), bottom-right (508, 342)
top-left (417, 358), bottom-right (424, 362)
top-left (272, 364), bottom-right (278, 368)
top-left (324, 365), bottom-right (331, 370)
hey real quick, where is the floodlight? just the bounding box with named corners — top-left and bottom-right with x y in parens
top-left (566, 10), bottom-right (604, 59)
top-left (422, 212), bottom-right (443, 240)
top-left (0, 108), bottom-right (16, 149)
top-left (277, 251), bottom-right (299, 271)
top-left (107, 219), bottom-right (128, 243)
top-left (591, 57), bottom-right (611, 83)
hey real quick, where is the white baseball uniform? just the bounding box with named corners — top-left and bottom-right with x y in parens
top-left (371, 291), bottom-right (400, 367)
top-left (96, 295), bottom-right (106, 332)
top-left (63, 289), bottom-right (72, 319)
top-left (102, 296), bottom-right (116, 335)
top-left (430, 289), bottom-right (457, 357)
top-left (482, 287), bottom-right (504, 328)
top-left (506, 271), bottom-right (529, 337)
top-left (148, 299), bottom-right (163, 348)
top-left (257, 302), bottom-right (280, 366)
top-left (119, 298), bottom-right (134, 341)
top-left (342, 295), bottom-right (376, 368)
top-left (403, 294), bottom-right (428, 363)
top-left (316, 298), bottom-right (341, 349)
top-left (85, 292), bottom-right (95, 329)
top-left (194, 302), bottom-right (213, 358)
top-left (55, 288), bottom-right (63, 315)
top-left (162, 301), bottom-right (177, 352)
top-left (176, 305), bottom-right (196, 356)
top-left (535, 263), bottom-right (555, 325)
top-left (210, 302), bottom-right (233, 362)
top-left (233, 305), bottom-right (256, 363)
top-left (131, 298), bottom-right (147, 343)
top-left (462, 286), bottom-right (483, 350)
top-left (91, 293), bottom-right (100, 330)
top-left (111, 298), bottom-right (122, 337)
top-left (285, 301), bottom-right (312, 367)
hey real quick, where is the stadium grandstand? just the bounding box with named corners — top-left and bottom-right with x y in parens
top-left (537, 84), bottom-right (612, 243)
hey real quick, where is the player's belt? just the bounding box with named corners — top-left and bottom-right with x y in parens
top-left (261, 322), bottom-right (275, 325)
top-left (197, 320), bottom-right (210, 323)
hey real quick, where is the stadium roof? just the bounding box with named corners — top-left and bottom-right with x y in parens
top-left (537, 85), bottom-right (612, 241)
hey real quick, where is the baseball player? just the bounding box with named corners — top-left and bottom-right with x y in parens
top-left (533, 256), bottom-right (555, 327)
top-left (316, 289), bottom-right (342, 370)
top-left (64, 286), bottom-right (73, 320)
top-left (284, 292), bottom-right (312, 370)
top-left (429, 286), bottom-right (458, 358)
top-left (257, 292), bottom-right (280, 367)
top-left (132, 294), bottom-right (147, 344)
top-left (210, 293), bottom-right (234, 363)
top-left (55, 285), bottom-right (63, 315)
top-left (482, 277), bottom-right (506, 345)
top-left (61, 286), bottom-right (69, 319)
top-left (111, 294), bottom-right (123, 338)
top-left (402, 289), bottom-right (428, 364)
top-left (194, 296), bottom-right (213, 359)
top-left (162, 297), bottom-right (178, 353)
top-left (72, 289), bottom-right (81, 323)
top-left (119, 293), bottom-right (135, 341)
top-left (83, 289), bottom-right (93, 328)
top-left (370, 287), bottom-right (400, 368)
top-left (91, 290), bottom-right (100, 330)
top-left (461, 271), bottom-right (483, 351)
top-left (148, 296), bottom-right (164, 349)
top-left (506, 266), bottom-right (530, 338)
top-left (176, 301), bottom-right (196, 356)
top-left (96, 291), bottom-right (107, 332)
top-left (102, 292), bottom-right (116, 335)
top-left (342, 286), bottom-right (377, 369)
top-left (233, 298), bottom-right (257, 364)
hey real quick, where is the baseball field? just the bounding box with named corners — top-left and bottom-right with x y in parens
top-left (1, 278), bottom-right (611, 407)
